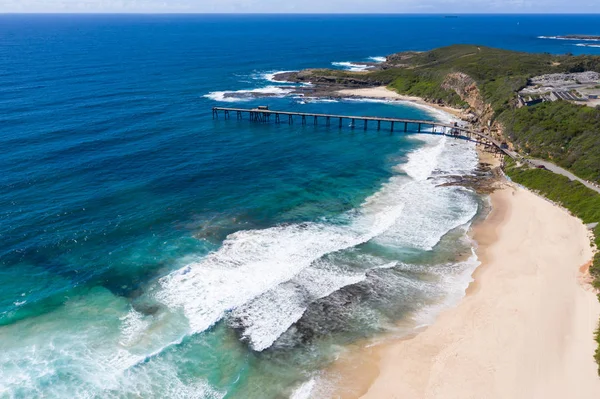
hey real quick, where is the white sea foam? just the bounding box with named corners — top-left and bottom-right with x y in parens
top-left (402, 135), bottom-right (447, 181)
top-left (539, 35), bottom-right (600, 42)
top-left (119, 309), bottom-right (151, 347)
top-left (373, 136), bottom-right (479, 251)
top-left (204, 86), bottom-right (294, 102)
top-left (411, 251), bottom-right (480, 328)
top-left (231, 261), bottom-right (367, 351)
top-left (155, 201), bottom-right (406, 344)
top-left (118, 360), bottom-right (226, 399)
top-left (294, 97), bottom-right (340, 103)
top-left (368, 56), bottom-right (387, 63)
top-left (331, 61), bottom-right (371, 72)
top-left (260, 70), bottom-right (298, 83)
top-left (575, 43), bottom-right (600, 48)
top-left (290, 378), bottom-right (317, 399)
top-left (0, 287), bottom-right (208, 398)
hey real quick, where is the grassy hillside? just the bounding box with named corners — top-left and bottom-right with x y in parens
top-left (377, 45), bottom-right (600, 113)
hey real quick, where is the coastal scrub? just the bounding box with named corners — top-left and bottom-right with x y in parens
top-left (501, 101), bottom-right (600, 184)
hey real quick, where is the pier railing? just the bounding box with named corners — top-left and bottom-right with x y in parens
top-left (212, 107), bottom-right (512, 156)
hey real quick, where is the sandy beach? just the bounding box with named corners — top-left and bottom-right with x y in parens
top-left (329, 186), bottom-right (600, 399)
top-left (336, 87), bottom-right (467, 119)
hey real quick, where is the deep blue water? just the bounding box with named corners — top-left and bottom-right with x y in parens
top-left (1, 14), bottom-right (599, 399)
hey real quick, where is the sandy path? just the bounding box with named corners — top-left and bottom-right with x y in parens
top-left (357, 187), bottom-right (600, 399)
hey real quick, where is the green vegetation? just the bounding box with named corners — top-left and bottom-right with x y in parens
top-left (377, 45), bottom-right (600, 113)
top-left (593, 226), bottom-right (600, 291)
top-left (505, 165), bottom-right (600, 224)
top-left (504, 160), bottom-right (600, 373)
top-left (385, 69), bottom-right (468, 108)
top-left (501, 101), bottom-right (600, 182)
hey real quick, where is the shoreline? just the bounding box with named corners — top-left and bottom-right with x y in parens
top-left (335, 87), bottom-right (469, 121)
top-left (323, 182), bottom-right (600, 398)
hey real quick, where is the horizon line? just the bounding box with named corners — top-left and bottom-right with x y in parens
top-left (1, 12), bottom-right (600, 15)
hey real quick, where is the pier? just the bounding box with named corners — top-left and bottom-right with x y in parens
top-left (212, 107), bottom-right (510, 156)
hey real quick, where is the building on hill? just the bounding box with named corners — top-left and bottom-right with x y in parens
top-left (517, 95), bottom-right (545, 108)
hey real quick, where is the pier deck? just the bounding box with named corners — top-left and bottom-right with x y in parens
top-left (212, 107), bottom-right (511, 156)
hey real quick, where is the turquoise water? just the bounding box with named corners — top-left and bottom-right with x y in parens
top-left (1, 14), bottom-right (599, 399)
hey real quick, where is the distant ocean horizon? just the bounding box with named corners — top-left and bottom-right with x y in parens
top-left (1, 14), bottom-right (599, 399)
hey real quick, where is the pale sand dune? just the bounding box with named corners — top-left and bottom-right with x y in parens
top-left (357, 187), bottom-right (600, 399)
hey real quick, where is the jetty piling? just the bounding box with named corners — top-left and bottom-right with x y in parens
top-left (211, 107), bottom-right (507, 155)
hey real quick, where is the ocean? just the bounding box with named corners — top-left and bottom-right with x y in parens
top-left (1, 14), bottom-right (599, 399)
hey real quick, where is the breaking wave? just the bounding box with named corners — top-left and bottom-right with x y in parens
top-left (331, 61), bottom-right (372, 72)
top-left (154, 134), bottom-right (480, 351)
top-left (204, 86), bottom-right (294, 102)
top-left (260, 70), bottom-right (299, 83)
top-left (539, 35), bottom-right (600, 41)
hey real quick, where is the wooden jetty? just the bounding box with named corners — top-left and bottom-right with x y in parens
top-left (212, 107), bottom-right (511, 156)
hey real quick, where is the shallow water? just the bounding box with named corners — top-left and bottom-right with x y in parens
top-left (1, 14), bottom-right (599, 399)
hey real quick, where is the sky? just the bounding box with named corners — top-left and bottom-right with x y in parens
top-left (0, 0), bottom-right (599, 13)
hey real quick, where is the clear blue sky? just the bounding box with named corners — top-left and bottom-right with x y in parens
top-left (1, 0), bottom-right (599, 13)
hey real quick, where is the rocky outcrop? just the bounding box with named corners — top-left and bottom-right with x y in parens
top-left (438, 162), bottom-right (505, 195)
top-left (274, 69), bottom-right (385, 88)
top-left (384, 51), bottom-right (421, 67)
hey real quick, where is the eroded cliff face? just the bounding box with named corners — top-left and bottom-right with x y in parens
top-left (441, 72), bottom-right (507, 143)
top-left (442, 72), bottom-right (494, 126)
